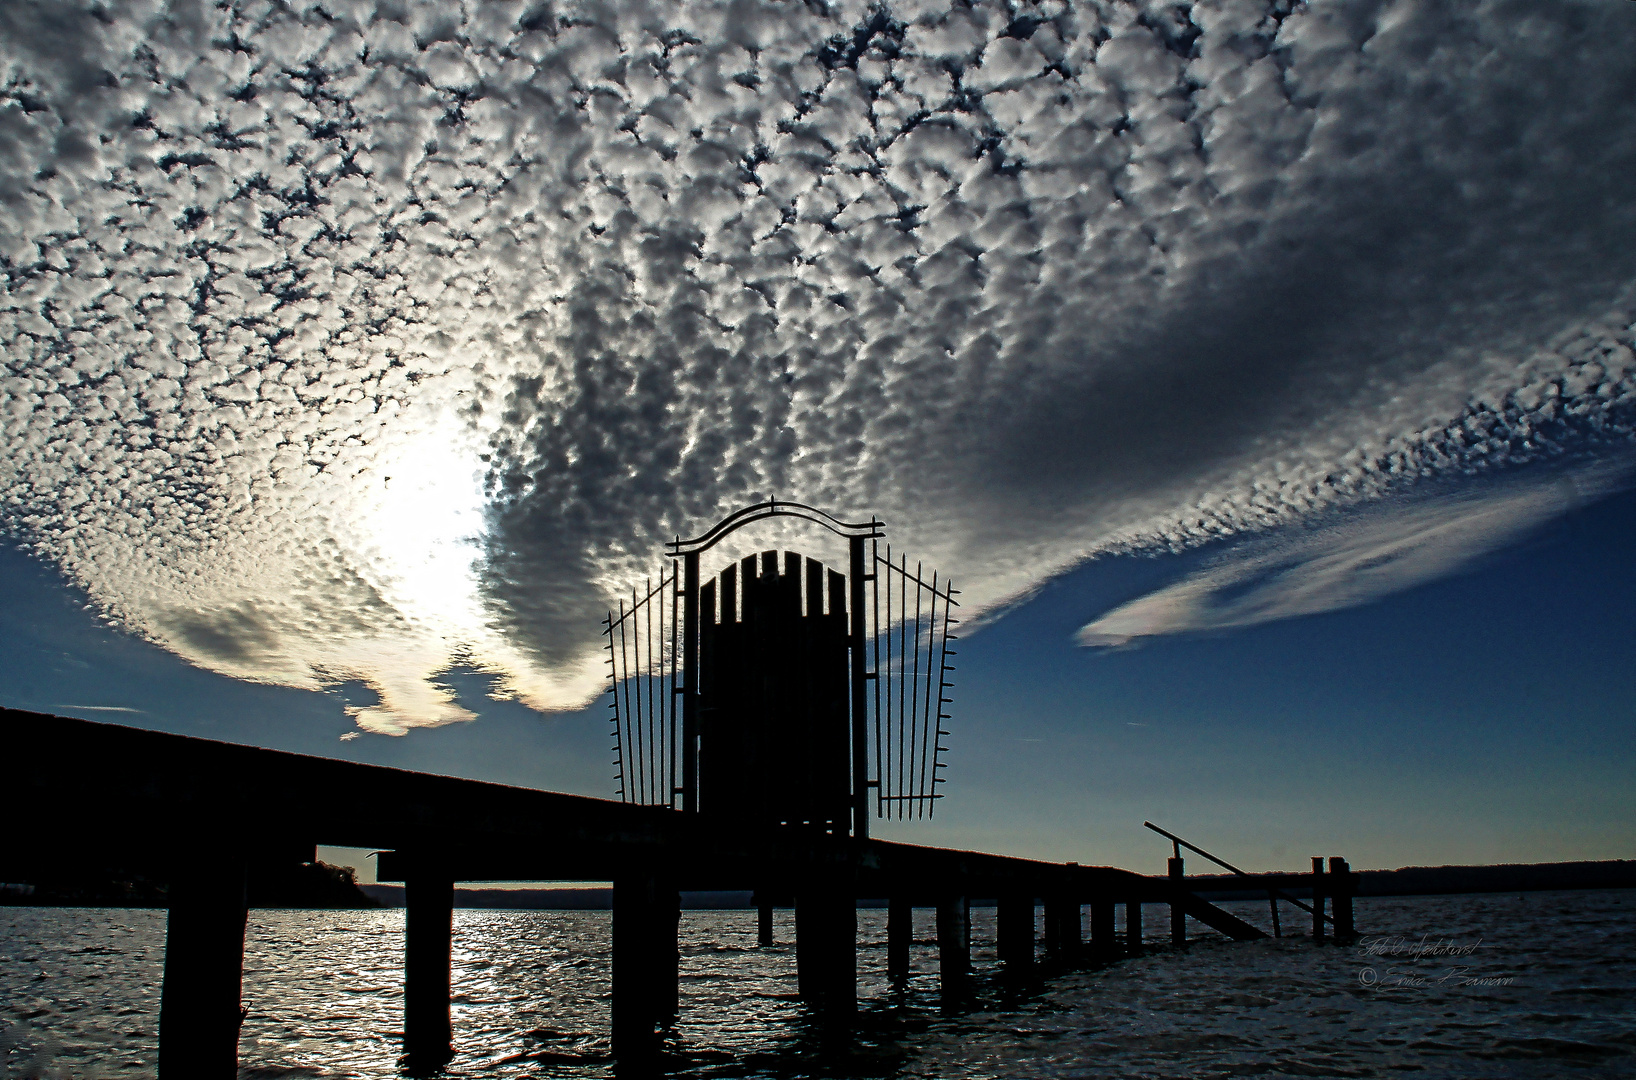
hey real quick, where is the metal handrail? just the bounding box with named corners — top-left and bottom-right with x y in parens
top-left (1145, 822), bottom-right (1335, 927)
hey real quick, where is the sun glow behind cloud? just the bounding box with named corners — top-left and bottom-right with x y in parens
top-left (1, 0), bottom-right (1634, 732)
top-left (361, 417), bottom-right (487, 632)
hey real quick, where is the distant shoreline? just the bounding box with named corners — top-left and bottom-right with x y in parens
top-left (361, 859), bottom-right (1636, 911)
top-left (6, 859), bottom-right (1629, 911)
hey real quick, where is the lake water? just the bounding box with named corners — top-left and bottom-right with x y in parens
top-left (2, 890), bottom-right (1632, 1078)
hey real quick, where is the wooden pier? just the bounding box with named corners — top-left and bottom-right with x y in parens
top-left (1, 709), bottom-right (1358, 1076)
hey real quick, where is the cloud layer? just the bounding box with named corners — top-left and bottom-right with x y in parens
top-left (2, 0), bottom-right (1634, 730)
top-left (1078, 461), bottom-right (1633, 647)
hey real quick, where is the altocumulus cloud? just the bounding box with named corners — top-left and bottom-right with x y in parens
top-left (2, 0), bottom-right (1634, 732)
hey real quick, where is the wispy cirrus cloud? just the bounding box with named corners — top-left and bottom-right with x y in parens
top-left (1, 0), bottom-right (1633, 731)
top-left (1078, 462), bottom-right (1633, 648)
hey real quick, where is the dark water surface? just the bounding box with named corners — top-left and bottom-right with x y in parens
top-left (2, 891), bottom-right (1632, 1078)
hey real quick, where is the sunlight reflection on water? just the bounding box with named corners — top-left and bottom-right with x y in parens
top-left (1, 893), bottom-right (1632, 1079)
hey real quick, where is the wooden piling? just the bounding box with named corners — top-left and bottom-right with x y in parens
top-left (996, 892), bottom-right (1033, 971)
top-left (796, 883), bottom-right (856, 1014)
top-left (1311, 857), bottom-right (1325, 942)
top-left (658, 881), bottom-right (681, 1024)
top-left (403, 865), bottom-right (454, 1073)
top-left (1124, 899), bottom-right (1143, 956)
top-left (936, 894), bottom-right (971, 993)
top-left (1044, 892), bottom-right (1081, 963)
top-left (1168, 856), bottom-right (1186, 948)
top-left (612, 874), bottom-right (667, 1060)
top-left (1042, 892), bottom-right (1062, 955)
top-left (887, 896), bottom-right (912, 982)
top-left (1090, 897), bottom-right (1116, 962)
top-left (158, 854), bottom-right (248, 1080)
top-left (757, 899), bottom-right (774, 947)
top-left (1329, 857), bottom-right (1354, 943)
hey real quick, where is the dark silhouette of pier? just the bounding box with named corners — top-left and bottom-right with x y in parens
top-left (3, 708), bottom-right (1359, 1076)
top-left (1, 505), bottom-right (1363, 1076)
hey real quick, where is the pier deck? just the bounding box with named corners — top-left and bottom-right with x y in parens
top-left (2, 709), bottom-right (1334, 1076)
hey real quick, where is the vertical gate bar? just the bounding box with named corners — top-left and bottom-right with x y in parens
top-left (698, 578), bottom-right (716, 813)
top-left (871, 534), bottom-right (883, 817)
top-left (618, 600), bottom-right (635, 805)
top-left (646, 578), bottom-right (656, 804)
top-left (932, 583), bottom-right (956, 816)
top-left (682, 551), bottom-right (699, 814)
top-left (910, 560), bottom-right (924, 816)
top-left (848, 535), bottom-right (869, 840)
top-left (606, 613), bottom-right (624, 798)
top-left (628, 588), bottom-right (644, 804)
top-left (649, 580), bottom-right (659, 804)
top-left (920, 572), bottom-right (939, 816)
top-left (670, 566), bottom-right (680, 808)
top-left (805, 557), bottom-right (823, 616)
top-left (903, 556), bottom-right (916, 818)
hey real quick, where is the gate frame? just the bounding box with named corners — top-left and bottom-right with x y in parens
top-left (665, 500), bottom-right (884, 838)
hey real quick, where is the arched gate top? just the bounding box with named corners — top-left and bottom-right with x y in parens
top-left (664, 499), bottom-right (885, 557)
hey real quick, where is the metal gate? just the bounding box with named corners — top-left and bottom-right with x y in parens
top-left (603, 501), bottom-right (957, 837)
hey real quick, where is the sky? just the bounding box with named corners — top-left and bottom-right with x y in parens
top-left (2, 0), bottom-right (1633, 877)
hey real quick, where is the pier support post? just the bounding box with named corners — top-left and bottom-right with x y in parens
top-left (757, 899), bottom-right (774, 947)
top-left (658, 881), bottom-right (681, 1025)
top-left (887, 896), bottom-right (912, 982)
top-left (1168, 856), bottom-right (1186, 948)
top-left (1329, 857), bottom-right (1354, 943)
top-left (796, 882), bottom-right (856, 1015)
top-left (403, 865), bottom-right (455, 1073)
top-left (1311, 857), bottom-right (1326, 943)
top-left (997, 892), bottom-right (1033, 972)
top-left (1044, 893), bottom-right (1080, 963)
top-left (613, 874), bottom-right (677, 1060)
top-left (936, 894), bottom-right (971, 997)
top-left (1090, 898), bottom-right (1116, 963)
top-left (1125, 899), bottom-right (1143, 956)
top-left (158, 854), bottom-right (248, 1080)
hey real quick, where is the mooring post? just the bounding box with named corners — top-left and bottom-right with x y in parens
top-left (997, 891), bottom-right (1033, 971)
top-left (612, 874), bottom-right (667, 1060)
top-left (887, 895), bottom-right (912, 982)
top-left (1125, 898), bottom-right (1143, 956)
top-left (158, 853), bottom-right (248, 1079)
top-left (936, 894), bottom-right (971, 995)
top-left (403, 862), bottom-right (455, 1073)
top-left (1311, 857), bottom-right (1326, 942)
top-left (1168, 855), bottom-right (1186, 948)
top-left (1090, 897), bottom-right (1116, 963)
top-left (1329, 857), bottom-right (1355, 943)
